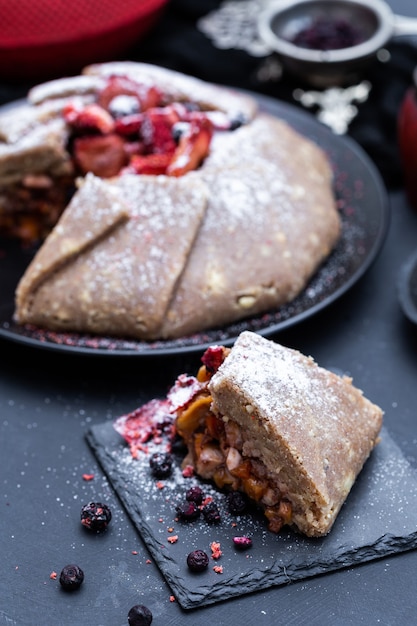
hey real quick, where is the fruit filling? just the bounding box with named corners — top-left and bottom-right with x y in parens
top-left (175, 346), bottom-right (293, 533)
top-left (63, 74), bottom-right (239, 179)
top-left (1, 74), bottom-right (245, 242)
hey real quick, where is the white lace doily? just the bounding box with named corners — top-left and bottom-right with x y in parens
top-left (197, 0), bottom-right (273, 57)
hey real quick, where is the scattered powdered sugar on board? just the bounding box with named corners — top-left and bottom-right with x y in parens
top-left (86, 421), bottom-right (417, 609)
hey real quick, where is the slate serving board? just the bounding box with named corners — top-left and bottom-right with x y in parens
top-left (86, 423), bottom-right (417, 609)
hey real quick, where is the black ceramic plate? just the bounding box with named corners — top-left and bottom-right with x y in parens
top-left (0, 94), bottom-right (389, 356)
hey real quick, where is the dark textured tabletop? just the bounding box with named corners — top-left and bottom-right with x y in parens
top-left (2, 1), bottom-right (417, 624)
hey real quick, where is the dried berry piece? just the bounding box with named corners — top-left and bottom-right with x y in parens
top-left (127, 604), bottom-right (153, 626)
top-left (291, 17), bottom-right (364, 51)
top-left (202, 501), bottom-right (221, 524)
top-left (185, 486), bottom-right (204, 505)
top-left (149, 452), bottom-right (173, 478)
top-left (201, 345), bottom-right (227, 374)
top-left (80, 501), bottom-right (112, 532)
top-left (59, 564), bottom-right (84, 591)
top-left (176, 501), bottom-right (200, 522)
top-left (227, 491), bottom-right (249, 515)
top-left (186, 549), bottom-right (209, 572)
top-left (233, 536), bottom-right (253, 550)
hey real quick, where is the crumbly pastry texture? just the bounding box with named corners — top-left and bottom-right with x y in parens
top-left (15, 173), bottom-right (209, 338)
top-left (5, 62), bottom-right (341, 340)
top-left (205, 331), bottom-right (383, 537)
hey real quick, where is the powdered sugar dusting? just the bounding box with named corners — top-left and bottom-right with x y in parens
top-left (86, 415), bottom-right (417, 609)
top-left (17, 173), bottom-right (208, 338)
top-left (209, 331), bottom-right (383, 510)
top-left (1, 89), bottom-right (388, 354)
top-left (84, 61), bottom-right (257, 121)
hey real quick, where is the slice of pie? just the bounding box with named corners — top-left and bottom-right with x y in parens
top-left (14, 172), bottom-right (209, 339)
top-left (175, 331), bottom-right (383, 537)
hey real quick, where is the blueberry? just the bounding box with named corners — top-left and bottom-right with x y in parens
top-left (172, 121), bottom-right (190, 143)
top-left (202, 501), bottom-right (221, 524)
top-left (59, 564), bottom-right (84, 591)
top-left (229, 113), bottom-right (247, 130)
top-left (186, 549), bottom-right (209, 572)
top-left (175, 501), bottom-right (200, 522)
top-left (108, 94), bottom-right (140, 118)
top-left (80, 502), bottom-right (112, 532)
top-left (185, 486), bottom-right (204, 505)
top-left (149, 452), bottom-right (173, 479)
top-left (227, 491), bottom-right (248, 515)
top-left (127, 604), bottom-right (153, 626)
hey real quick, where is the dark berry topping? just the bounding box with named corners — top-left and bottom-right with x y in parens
top-left (202, 501), bottom-right (221, 524)
top-left (291, 17), bottom-right (364, 51)
top-left (175, 501), bottom-right (201, 522)
top-left (227, 491), bottom-right (248, 515)
top-left (80, 501), bottom-right (112, 532)
top-left (185, 486), bottom-right (204, 505)
top-left (172, 121), bottom-right (190, 143)
top-left (149, 452), bottom-right (173, 478)
top-left (59, 564), bottom-right (84, 591)
top-left (233, 536), bottom-right (253, 550)
top-left (186, 549), bottom-right (209, 572)
top-left (108, 94), bottom-right (140, 118)
top-left (229, 113), bottom-right (247, 130)
top-left (127, 604), bottom-right (153, 626)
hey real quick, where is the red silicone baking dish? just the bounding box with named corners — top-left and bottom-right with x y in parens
top-left (0, 0), bottom-right (169, 83)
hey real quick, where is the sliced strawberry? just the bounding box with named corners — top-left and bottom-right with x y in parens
top-left (73, 134), bottom-right (127, 178)
top-left (98, 75), bottom-right (164, 113)
top-left (63, 102), bottom-right (115, 135)
top-left (126, 153), bottom-right (173, 175)
top-left (123, 140), bottom-right (146, 158)
top-left (114, 113), bottom-right (144, 137)
top-left (141, 109), bottom-right (178, 155)
top-left (167, 118), bottom-right (213, 177)
top-left (160, 102), bottom-right (191, 124)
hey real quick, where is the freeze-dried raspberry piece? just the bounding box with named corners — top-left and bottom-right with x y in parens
top-left (201, 345), bottom-right (227, 374)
